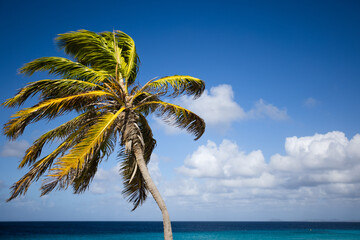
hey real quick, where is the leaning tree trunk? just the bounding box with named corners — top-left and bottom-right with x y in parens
top-left (133, 147), bottom-right (173, 240)
top-left (122, 110), bottom-right (173, 239)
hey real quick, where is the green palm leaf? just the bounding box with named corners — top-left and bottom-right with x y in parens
top-left (71, 131), bottom-right (117, 194)
top-left (19, 111), bottom-right (100, 168)
top-left (56, 30), bottom-right (117, 73)
top-left (100, 31), bottom-right (140, 85)
top-left (19, 57), bottom-right (110, 83)
top-left (7, 127), bottom-right (87, 201)
top-left (48, 108), bottom-right (125, 181)
top-left (3, 79), bottom-right (106, 108)
top-left (120, 114), bottom-right (156, 210)
top-left (4, 91), bottom-right (112, 139)
top-left (136, 101), bottom-right (205, 140)
top-left (144, 75), bottom-right (205, 98)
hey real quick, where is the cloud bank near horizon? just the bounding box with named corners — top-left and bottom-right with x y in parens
top-left (175, 131), bottom-right (360, 206)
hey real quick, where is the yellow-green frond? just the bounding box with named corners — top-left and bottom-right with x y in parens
top-left (135, 101), bottom-right (205, 140)
top-left (7, 128), bottom-right (83, 201)
top-left (3, 79), bottom-right (106, 108)
top-left (144, 75), bottom-right (205, 99)
top-left (19, 111), bottom-right (100, 168)
top-left (56, 30), bottom-right (118, 73)
top-left (19, 57), bottom-right (110, 83)
top-left (48, 108), bottom-right (125, 180)
top-left (100, 31), bottom-right (139, 86)
top-left (71, 131), bottom-right (117, 194)
top-left (4, 91), bottom-right (112, 140)
top-left (122, 32), bottom-right (138, 87)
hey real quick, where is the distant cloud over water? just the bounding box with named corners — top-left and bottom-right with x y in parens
top-left (175, 131), bottom-right (360, 205)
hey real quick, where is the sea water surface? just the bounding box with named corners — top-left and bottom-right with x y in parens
top-left (1, 221), bottom-right (360, 239)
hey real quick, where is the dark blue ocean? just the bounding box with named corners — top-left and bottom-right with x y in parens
top-left (1, 221), bottom-right (360, 239)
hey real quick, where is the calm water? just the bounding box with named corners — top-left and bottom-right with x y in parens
top-left (0, 221), bottom-right (360, 239)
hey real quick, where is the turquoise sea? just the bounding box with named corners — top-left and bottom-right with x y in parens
top-left (1, 221), bottom-right (359, 239)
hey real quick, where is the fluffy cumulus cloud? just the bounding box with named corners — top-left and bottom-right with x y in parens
top-left (1, 140), bottom-right (30, 157)
top-left (175, 131), bottom-right (360, 206)
top-left (270, 131), bottom-right (360, 192)
top-left (178, 140), bottom-right (267, 180)
top-left (178, 84), bottom-right (288, 125)
top-left (178, 84), bottom-right (246, 125)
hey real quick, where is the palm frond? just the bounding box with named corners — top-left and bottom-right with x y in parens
top-left (3, 79), bottom-right (106, 108)
top-left (132, 92), bottom-right (161, 116)
top-left (100, 31), bottom-right (140, 86)
top-left (19, 111), bottom-right (100, 168)
top-left (119, 147), bottom-right (148, 211)
top-left (135, 101), bottom-right (205, 140)
top-left (47, 108), bottom-right (125, 182)
top-left (71, 130), bottom-right (117, 193)
top-left (138, 114), bottom-right (156, 161)
top-left (56, 30), bottom-right (117, 73)
top-left (19, 57), bottom-right (110, 83)
top-left (4, 91), bottom-right (112, 140)
top-left (119, 113), bottom-right (156, 210)
top-left (144, 75), bottom-right (205, 99)
top-left (119, 31), bottom-right (139, 87)
top-left (7, 127), bottom-right (86, 201)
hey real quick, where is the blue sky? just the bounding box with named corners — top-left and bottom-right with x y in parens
top-left (1, 0), bottom-right (360, 221)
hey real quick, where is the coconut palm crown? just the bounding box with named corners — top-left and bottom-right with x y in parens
top-left (3, 30), bottom-right (205, 239)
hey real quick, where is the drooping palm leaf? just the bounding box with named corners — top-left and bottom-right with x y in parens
top-left (3, 79), bottom-right (106, 108)
top-left (40, 109), bottom-right (123, 196)
top-left (120, 114), bottom-right (156, 210)
top-left (7, 126), bottom-right (87, 201)
top-left (144, 75), bottom-right (205, 98)
top-left (56, 30), bottom-right (117, 73)
top-left (135, 101), bottom-right (205, 140)
top-left (19, 111), bottom-right (101, 168)
top-left (71, 130), bottom-right (118, 194)
top-left (4, 91), bottom-right (113, 139)
top-left (47, 108), bottom-right (125, 181)
top-left (19, 57), bottom-right (110, 83)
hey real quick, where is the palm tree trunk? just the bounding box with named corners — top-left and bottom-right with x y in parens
top-left (133, 147), bottom-right (173, 240)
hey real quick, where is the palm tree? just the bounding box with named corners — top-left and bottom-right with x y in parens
top-left (3, 30), bottom-right (205, 240)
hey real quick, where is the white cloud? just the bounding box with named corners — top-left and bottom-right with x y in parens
top-left (270, 131), bottom-right (351, 171)
top-left (178, 139), bottom-right (267, 179)
top-left (247, 99), bottom-right (288, 120)
top-left (176, 131), bottom-right (360, 205)
top-left (1, 140), bottom-right (30, 157)
top-left (164, 179), bottom-right (200, 197)
top-left (178, 84), bottom-right (246, 126)
top-left (270, 131), bottom-right (360, 189)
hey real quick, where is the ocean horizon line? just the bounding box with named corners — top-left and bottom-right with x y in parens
top-left (1, 220), bottom-right (360, 222)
